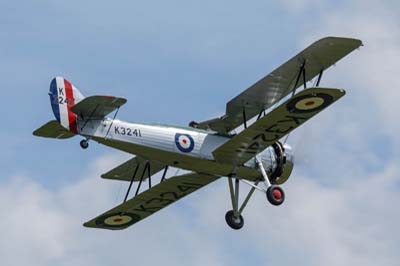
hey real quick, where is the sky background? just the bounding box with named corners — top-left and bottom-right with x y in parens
top-left (1, 0), bottom-right (399, 265)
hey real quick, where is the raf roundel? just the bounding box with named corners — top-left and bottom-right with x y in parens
top-left (287, 93), bottom-right (333, 114)
top-left (96, 213), bottom-right (140, 229)
top-left (175, 133), bottom-right (195, 153)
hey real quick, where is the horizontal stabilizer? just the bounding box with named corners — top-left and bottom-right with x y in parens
top-left (213, 87), bottom-right (346, 165)
top-left (33, 120), bottom-right (75, 139)
top-left (102, 157), bottom-right (166, 182)
top-left (70, 95), bottom-right (127, 119)
top-left (84, 172), bottom-right (219, 230)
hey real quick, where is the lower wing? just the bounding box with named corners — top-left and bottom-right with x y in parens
top-left (84, 172), bottom-right (219, 230)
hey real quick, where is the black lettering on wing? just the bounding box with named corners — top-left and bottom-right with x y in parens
top-left (248, 141), bottom-right (261, 151)
top-left (265, 123), bottom-right (292, 135)
top-left (146, 197), bottom-right (174, 206)
top-left (181, 182), bottom-right (204, 188)
top-left (279, 115), bottom-right (308, 125)
top-left (177, 185), bottom-right (198, 193)
top-left (160, 191), bottom-right (181, 201)
top-left (253, 131), bottom-right (279, 143)
top-left (133, 204), bottom-right (161, 214)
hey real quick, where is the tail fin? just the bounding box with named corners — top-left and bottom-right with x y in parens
top-left (48, 77), bottom-right (84, 133)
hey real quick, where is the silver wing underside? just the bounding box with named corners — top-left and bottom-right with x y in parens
top-left (197, 37), bottom-right (362, 134)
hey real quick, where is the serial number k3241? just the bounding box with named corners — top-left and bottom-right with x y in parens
top-left (114, 126), bottom-right (142, 137)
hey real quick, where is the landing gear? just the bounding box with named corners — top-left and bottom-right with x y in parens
top-left (225, 210), bottom-right (244, 230)
top-left (266, 185), bottom-right (285, 206)
top-left (225, 176), bottom-right (258, 230)
top-left (224, 158), bottom-right (287, 230)
top-left (80, 139), bottom-right (89, 149)
top-left (256, 158), bottom-right (286, 206)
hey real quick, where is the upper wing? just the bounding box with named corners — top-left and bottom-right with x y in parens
top-left (101, 156), bottom-right (166, 182)
top-left (84, 172), bottom-right (219, 230)
top-left (197, 37), bottom-right (362, 133)
top-left (70, 95), bottom-right (127, 119)
top-left (33, 120), bottom-right (75, 139)
top-left (212, 87), bottom-right (345, 165)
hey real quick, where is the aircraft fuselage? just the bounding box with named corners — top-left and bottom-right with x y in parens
top-left (79, 118), bottom-right (272, 180)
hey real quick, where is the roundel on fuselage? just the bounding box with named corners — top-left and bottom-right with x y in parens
top-left (175, 133), bottom-right (195, 153)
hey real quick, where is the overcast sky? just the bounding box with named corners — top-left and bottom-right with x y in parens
top-left (1, 0), bottom-right (399, 265)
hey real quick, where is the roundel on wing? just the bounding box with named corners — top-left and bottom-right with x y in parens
top-left (286, 93), bottom-right (333, 113)
top-left (96, 212), bottom-right (140, 229)
top-left (175, 133), bottom-right (195, 153)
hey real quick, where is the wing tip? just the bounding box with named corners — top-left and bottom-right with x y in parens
top-left (82, 221), bottom-right (92, 228)
top-left (317, 36), bottom-right (363, 47)
top-left (82, 221), bottom-right (128, 230)
top-left (32, 129), bottom-right (40, 137)
top-left (82, 221), bottom-right (104, 230)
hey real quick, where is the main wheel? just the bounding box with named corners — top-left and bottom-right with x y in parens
top-left (80, 139), bottom-right (89, 149)
top-left (225, 210), bottom-right (244, 230)
top-left (266, 185), bottom-right (285, 206)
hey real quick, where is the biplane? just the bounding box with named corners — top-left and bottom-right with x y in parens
top-left (33, 37), bottom-right (362, 230)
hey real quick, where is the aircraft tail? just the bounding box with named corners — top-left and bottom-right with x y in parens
top-left (48, 77), bottom-right (85, 133)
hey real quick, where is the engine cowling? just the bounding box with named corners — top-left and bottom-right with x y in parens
top-left (257, 141), bottom-right (294, 185)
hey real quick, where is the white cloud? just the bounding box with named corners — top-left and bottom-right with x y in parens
top-left (279, 0), bottom-right (400, 181)
top-left (196, 163), bottom-right (400, 266)
top-left (1, 153), bottom-right (399, 266)
top-left (290, 0), bottom-right (400, 137)
top-left (0, 154), bottom-right (233, 266)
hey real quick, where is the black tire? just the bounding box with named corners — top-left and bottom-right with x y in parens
top-left (225, 210), bottom-right (244, 230)
top-left (80, 139), bottom-right (89, 149)
top-left (266, 185), bottom-right (285, 206)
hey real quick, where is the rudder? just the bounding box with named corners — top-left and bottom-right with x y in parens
top-left (49, 77), bottom-right (84, 133)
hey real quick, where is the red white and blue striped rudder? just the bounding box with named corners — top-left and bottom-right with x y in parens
top-left (49, 77), bottom-right (84, 133)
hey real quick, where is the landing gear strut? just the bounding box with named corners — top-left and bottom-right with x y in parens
top-left (80, 139), bottom-right (89, 149)
top-left (257, 158), bottom-right (285, 206)
top-left (225, 176), bottom-right (258, 230)
top-left (224, 158), bottom-right (286, 230)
